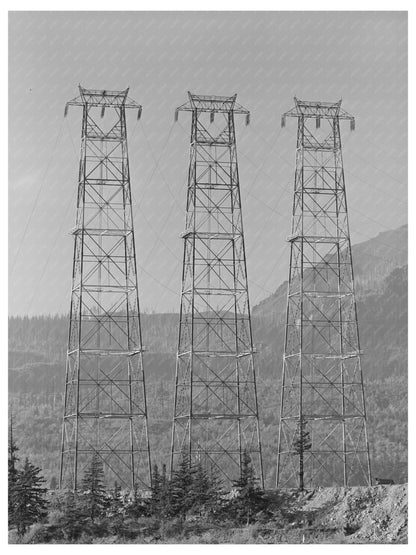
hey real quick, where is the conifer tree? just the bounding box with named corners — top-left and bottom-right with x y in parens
top-left (108, 482), bottom-right (129, 537)
top-left (8, 413), bottom-right (19, 528)
top-left (190, 461), bottom-right (210, 510)
top-left (58, 490), bottom-right (86, 541)
top-left (79, 452), bottom-right (108, 522)
top-left (8, 413), bottom-right (19, 482)
top-left (109, 481), bottom-right (124, 516)
top-left (150, 463), bottom-right (162, 507)
top-left (11, 457), bottom-right (49, 536)
top-left (291, 418), bottom-right (312, 491)
top-left (169, 453), bottom-right (193, 518)
top-left (203, 464), bottom-right (223, 515)
top-left (150, 462), bottom-right (171, 517)
top-left (231, 450), bottom-right (264, 524)
top-left (160, 463), bottom-right (171, 517)
top-left (190, 461), bottom-right (222, 515)
top-left (126, 482), bottom-right (150, 518)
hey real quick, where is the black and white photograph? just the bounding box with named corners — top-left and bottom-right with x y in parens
top-left (7, 5), bottom-right (409, 545)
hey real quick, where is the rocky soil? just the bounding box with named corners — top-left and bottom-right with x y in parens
top-left (165, 484), bottom-right (408, 544)
top-left (260, 484), bottom-right (408, 544)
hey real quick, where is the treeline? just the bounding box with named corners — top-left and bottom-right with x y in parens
top-left (9, 427), bottom-right (267, 544)
top-left (9, 264), bottom-right (408, 387)
top-left (9, 372), bottom-right (408, 490)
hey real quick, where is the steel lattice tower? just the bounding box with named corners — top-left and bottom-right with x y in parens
top-left (276, 98), bottom-right (372, 489)
top-left (60, 86), bottom-right (151, 491)
top-left (171, 93), bottom-right (263, 486)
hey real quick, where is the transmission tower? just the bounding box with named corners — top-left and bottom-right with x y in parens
top-left (171, 93), bottom-right (263, 487)
top-left (276, 98), bottom-right (372, 489)
top-left (60, 86), bottom-right (151, 491)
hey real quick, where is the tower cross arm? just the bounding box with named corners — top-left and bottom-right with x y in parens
top-left (281, 96), bottom-right (355, 130)
top-left (64, 85), bottom-right (142, 118)
top-left (281, 97), bottom-right (355, 128)
top-left (175, 91), bottom-right (250, 123)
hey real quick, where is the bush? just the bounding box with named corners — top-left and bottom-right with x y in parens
top-left (163, 517), bottom-right (184, 539)
top-left (78, 531), bottom-right (94, 544)
top-left (89, 519), bottom-right (109, 538)
top-left (249, 522), bottom-right (261, 540)
top-left (19, 523), bottom-right (55, 544)
top-left (136, 516), bottom-right (162, 535)
top-left (109, 516), bottom-right (142, 540)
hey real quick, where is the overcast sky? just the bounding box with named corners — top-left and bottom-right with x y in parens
top-left (8, 11), bottom-right (407, 316)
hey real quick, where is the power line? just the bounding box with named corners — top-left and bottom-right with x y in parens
top-left (138, 262), bottom-right (179, 297)
top-left (344, 167), bottom-right (406, 206)
top-left (10, 119), bottom-right (64, 276)
top-left (351, 149), bottom-right (407, 189)
top-left (138, 121), bottom-right (183, 211)
top-left (26, 187), bottom-right (77, 315)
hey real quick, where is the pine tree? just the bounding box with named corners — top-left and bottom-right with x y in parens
top-left (58, 490), bottom-right (86, 541)
top-left (160, 463), bottom-right (171, 518)
top-left (169, 453), bottom-right (193, 518)
top-left (11, 457), bottom-right (49, 536)
top-left (189, 461), bottom-right (222, 516)
top-left (126, 482), bottom-right (150, 519)
top-left (109, 481), bottom-right (124, 516)
top-left (108, 482), bottom-right (129, 537)
top-left (189, 461), bottom-right (209, 511)
top-left (79, 453), bottom-right (108, 522)
top-left (203, 465), bottom-right (223, 516)
top-left (8, 413), bottom-right (19, 482)
top-left (8, 413), bottom-right (19, 528)
top-left (231, 450), bottom-right (264, 525)
top-left (150, 463), bottom-right (162, 510)
top-left (291, 418), bottom-right (312, 491)
top-left (167, 456), bottom-right (224, 519)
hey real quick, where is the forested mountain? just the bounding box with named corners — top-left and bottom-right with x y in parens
top-left (8, 225), bottom-right (408, 487)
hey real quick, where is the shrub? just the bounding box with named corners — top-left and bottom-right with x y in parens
top-left (163, 517), bottom-right (184, 539)
top-left (20, 523), bottom-right (54, 544)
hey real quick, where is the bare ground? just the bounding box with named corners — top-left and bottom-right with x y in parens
top-left (145, 484), bottom-right (408, 544)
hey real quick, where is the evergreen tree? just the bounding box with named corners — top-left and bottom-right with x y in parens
top-left (150, 463), bottom-right (162, 510)
top-left (108, 482), bottom-right (124, 516)
top-left (189, 461), bottom-right (222, 515)
top-left (189, 461), bottom-right (209, 510)
top-left (8, 413), bottom-right (19, 482)
top-left (204, 465), bottom-right (224, 515)
top-left (167, 456), bottom-right (223, 519)
top-left (126, 483), bottom-right (150, 518)
top-left (169, 453), bottom-right (193, 518)
top-left (79, 453), bottom-right (108, 522)
top-left (231, 450), bottom-right (264, 524)
top-left (291, 418), bottom-right (312, 491)
top-left (108, 482), bottom-right (129, 537)
top-left (58, 490), bottom-right (87, 541)
top-left (8, 413), bottom-right (19, 528)
top-left (160, 463), bottom-right (172, 518)
top-left (11, 457), bottom-right (49, 536)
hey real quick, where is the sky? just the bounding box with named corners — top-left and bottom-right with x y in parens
top-left (8, 11), bottom-right (407, 316)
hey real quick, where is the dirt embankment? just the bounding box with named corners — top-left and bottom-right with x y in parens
top-left (141, 484), bottom-right (408, 544)
top-left (266, 484), bottom-right (408, 544)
